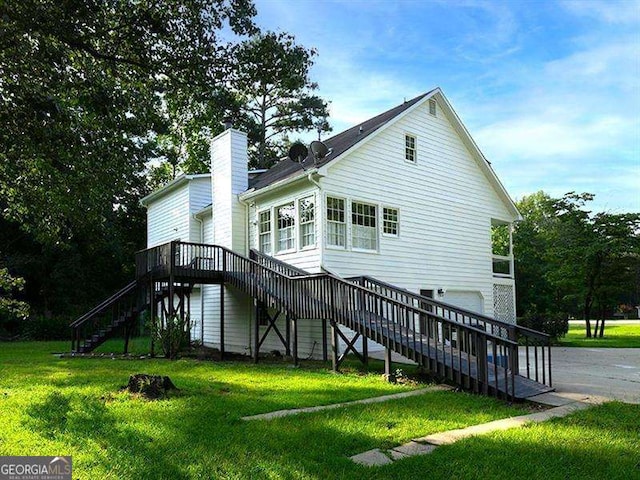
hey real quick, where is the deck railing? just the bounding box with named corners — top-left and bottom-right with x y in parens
top-left (347, 275), bottom-right (552, 387)
top-left (134, 241), bottom-right (529, 399)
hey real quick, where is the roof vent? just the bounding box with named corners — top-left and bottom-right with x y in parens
top-left (429, 99), bottom-right (436, 116)
top-left (358, 126), bottom-right (363, 135)
top-left (222, 117), bottom-right (233, 129)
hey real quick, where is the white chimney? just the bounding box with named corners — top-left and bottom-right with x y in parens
top-left (211, 128), bottom-right (248, 253)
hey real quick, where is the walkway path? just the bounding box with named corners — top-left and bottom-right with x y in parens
top-left (350, 393), bottom-right (601, 466)
top-left (241, 385), bottom-right (451, 421)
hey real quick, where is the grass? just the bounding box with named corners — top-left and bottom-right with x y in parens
top-left (558, 323), bottom-right (640, 348)
top-left (387, 402), bottom-right (639, 480)
top-left (0, 341), bottom-right (638, 479)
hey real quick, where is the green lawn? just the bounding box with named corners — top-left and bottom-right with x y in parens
top-left (558, 323), bottom-right (640, 348)
top-left (387, 402), bottom-right (639, 480)
top-left (0, 341), bottom-right (637, 479)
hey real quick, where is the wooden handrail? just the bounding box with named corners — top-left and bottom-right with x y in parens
top-left (351, 275), bottom-right (550, 341)
top-left (69, 281), bottom-right (137, 328)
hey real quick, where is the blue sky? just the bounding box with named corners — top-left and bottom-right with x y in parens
top-left (252, 0), bottom-right (639, 213)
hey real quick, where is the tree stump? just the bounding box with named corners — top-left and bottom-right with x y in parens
top-left (124, 374), bottom-right (178, 400)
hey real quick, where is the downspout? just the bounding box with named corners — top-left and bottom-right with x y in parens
top-left (193, 213), bottom-right (205, 344)
top-left (307, 172), bottom-right (324, 272)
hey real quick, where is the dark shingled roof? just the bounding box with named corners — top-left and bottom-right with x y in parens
top-left (248, 91), bottom-right (433, 191)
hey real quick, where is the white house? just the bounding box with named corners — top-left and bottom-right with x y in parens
top-left (140, 88), bottom-right (520, 360)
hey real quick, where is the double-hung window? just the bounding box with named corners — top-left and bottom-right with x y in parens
top-left (276, 203), bottom-right (295, 252)
top-left (299, 196), bottom-right (315, 249)
top-left (405, 134), bottom-right (416, 163)
top-left (351, 201), bottom-right (377, 250)
top-left (326, 197), bottom-right (346, 248)
top-left (382, 207), bottom-right (399, 236)
top-left (258, 210), bottom-right (272, 254)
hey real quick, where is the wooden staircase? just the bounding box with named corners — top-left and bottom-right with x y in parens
top-left (70, 281), bottom-right (142, 353)
top-left (73, 241), bottom-right (553, 400)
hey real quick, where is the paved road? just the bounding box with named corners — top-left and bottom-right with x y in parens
top-left (374, 346), bottom-right (640, 404)
top-left (522, 347), bottom-right (640, 404)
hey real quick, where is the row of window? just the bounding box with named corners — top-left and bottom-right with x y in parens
top-left (258, 196), bottom-right (399, 254)
top-left (258, 198), bottom-right (316, 254)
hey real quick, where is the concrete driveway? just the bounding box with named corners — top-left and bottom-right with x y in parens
top-left (530, 347), bottom-right (640, 404)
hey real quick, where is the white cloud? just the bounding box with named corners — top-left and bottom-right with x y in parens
top-left (561, 0), bottom-right (640, 25)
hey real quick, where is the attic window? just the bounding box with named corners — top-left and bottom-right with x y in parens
top-left (405, 134), bottom-right (416, 163)
top-left (429, 99), bottom-right (437, 116)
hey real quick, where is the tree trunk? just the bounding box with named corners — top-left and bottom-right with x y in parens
top-left (584, 296), bottom-right (593, 338)
top-left (258, 97), bottom-right (267, 168)
top-left (599, 318), bottom-right (606, 338)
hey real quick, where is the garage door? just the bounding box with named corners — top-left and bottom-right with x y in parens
top-left (443, 290), bottom-right (484, 314)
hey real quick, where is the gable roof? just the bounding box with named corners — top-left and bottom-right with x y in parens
top-left (249, 90), bottom-right (433, 190)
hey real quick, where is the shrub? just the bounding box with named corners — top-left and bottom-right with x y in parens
top-left (519, 308), bottom-right (569, 341)
top-left (151, 314), bottom-right (192, 359)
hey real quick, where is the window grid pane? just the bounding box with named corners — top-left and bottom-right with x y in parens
top-left (326, 197), bottom-right (346, 247)
top-left (299, 197), bottom-right (315, 248)
top-left (352, 201), bottom-right (377, 250)
top-left (259, 211), bottom-right (271, 253)
top-left (383, 207), bottom-right (399, 236)
top-left (276, 203), bottom-right (295, 252)
top-left (405, 134), bottom-right (416, 163)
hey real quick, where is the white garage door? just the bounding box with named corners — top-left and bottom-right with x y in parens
top-left (443, 290), bottom-right (484, 314)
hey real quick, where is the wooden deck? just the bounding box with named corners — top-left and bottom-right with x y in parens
top-left (72, 241), bottom-right (553, 402)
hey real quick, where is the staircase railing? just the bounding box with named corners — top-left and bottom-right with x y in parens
top-left (348, 275), bottom-right (552, 387)
top-left (249, 249), bottom-right (308, 277)
top-left (135, 241), bottom-right (526, 399)
top-left (70, 281), bottom-right (142, 353)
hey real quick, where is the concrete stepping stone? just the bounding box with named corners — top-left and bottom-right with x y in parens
top-left (350, 449), bottom-right (393, 466)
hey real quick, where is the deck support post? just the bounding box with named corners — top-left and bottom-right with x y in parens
top-left (291, 314), bottom-right (298, 367)
top-left (330, 320), bottom-right (339, 372)
top-left (384, 347), bottom-right (393, 381)
top-left (285, 313), bottom-right (291, 356)
top-left (123, 323), bottom-right (130, 354)
top-left (321, 318), bottom-right (328, 362)
top-left (149, 279), bottom-right (156, 358)
top-left (186, 287), bottom-right (191, 345)
top-left (219, 284), bottom-right (225, 360)
top-left (362, 334), bottom-right (368, 369)
top-left (168, 247), bottom-right (175, 360)
top-left (253, 300), bottom-right (260, 364)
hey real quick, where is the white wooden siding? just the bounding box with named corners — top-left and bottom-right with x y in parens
top-left (321, 99), bottom-right (516, 317)
top-left (146, 185), bottom-right (191, 248)
top-left (188, 177), bottom-right (212, 242)
top-left (146, 177), bottom-right (212, 248)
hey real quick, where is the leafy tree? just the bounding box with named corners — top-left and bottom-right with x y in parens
top-left (233, 31), bottom-right (331, 168)
top-left (0, 0), bottom-right (256, 245)
top-left (513, 191), bottom-right (640, 338)
top-left (0, 267), bottom-right (29, 320)
top-left (512, 192), bottom-right (558, 316)
top-left (0, 1), bottom-right (257, 319)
